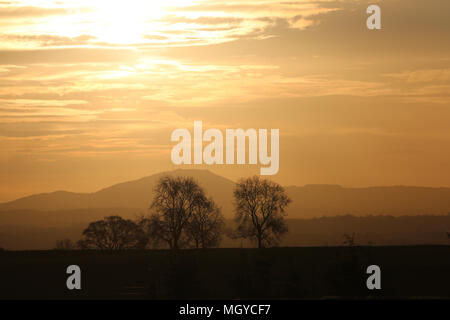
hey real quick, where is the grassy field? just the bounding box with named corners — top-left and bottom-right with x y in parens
top-left (0, 246), bottom-right (449, 299)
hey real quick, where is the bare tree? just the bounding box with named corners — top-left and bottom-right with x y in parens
top-left (55, 238), bottom-right (76, 250)
top-left (146, 176), bottom-right (207, 249)
top-left (233, 176), bottom-right (291, 248)
top-left (185, 197), bottom-right (225, 249)
top-left (79, 216), bottom-right (146, 250)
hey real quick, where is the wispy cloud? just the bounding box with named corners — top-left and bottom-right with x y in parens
top-left (0, 0), bottom-right (338, 49)
top-left (0, 0), bottom-right (450, 198)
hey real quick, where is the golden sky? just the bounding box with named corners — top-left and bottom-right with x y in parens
top-left (0, 0), bottom-right (449, 201)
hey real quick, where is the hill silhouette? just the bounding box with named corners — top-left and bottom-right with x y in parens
top-left (1, 169), bottom-right (450, 250)
top-left (1, 169), bottom-right (450, 219)
top-left (285, 184), bottom-right (450, 217)
top-left (0, 169), bottom-right (235, 215)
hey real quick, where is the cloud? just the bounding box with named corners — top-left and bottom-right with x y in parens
top-left (160, 15), bottom-right (244, 25)
top-left (0, 48), bottom-right (139, 64)
top-left (0, 6), bottom-right (70, 18)
top-left (0, 99), bottom-right (88, 107)
top-left (385, 69), bottom-right (450, 84)
top-left (0, 0), bottom-right (449, 196)
top-left (1, 34), bottom-right (96, 47)
top-left (0, 1), bottom-right (339, 49)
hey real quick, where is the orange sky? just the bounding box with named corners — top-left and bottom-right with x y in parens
top-left (0, 0), bottom-right (449, 202)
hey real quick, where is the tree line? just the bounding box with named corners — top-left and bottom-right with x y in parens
top-left (56, 175), bottom-right (291, 250)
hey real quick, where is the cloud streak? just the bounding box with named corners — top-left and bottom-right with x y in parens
top-left (0, 0), bottom-right (450, 199)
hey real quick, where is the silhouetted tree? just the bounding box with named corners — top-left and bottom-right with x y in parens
top-left (138, 214), bottom-right (171, 249)
top-left (343, 233), bottom-right (356, 246)
top-left (145, 176), bottom-right (208, 249)
top-left (233, 176), bottom-right (291, 248)
top-left (185, 197), bottom-right (225, 249)
top-left (79, 216), bottom-right (146, 250)
top-left (55, 238), bottom-right (76, 250)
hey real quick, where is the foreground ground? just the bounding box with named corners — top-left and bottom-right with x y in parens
top-left (0, 246), bottom-right (449, 299)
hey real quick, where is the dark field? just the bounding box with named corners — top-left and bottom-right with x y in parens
top-left (0, 246), bottom-right (449, 299)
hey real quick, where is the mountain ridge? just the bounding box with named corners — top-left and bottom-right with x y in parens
top-left (1, 169), bottom-right (450, 218)
top-left (0, 169), bottom-right (235, 214)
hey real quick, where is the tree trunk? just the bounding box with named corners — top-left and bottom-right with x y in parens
top-left (257, 235), bottom-right (262, 248)
top-left (173, 232), bottom-right (179, 249)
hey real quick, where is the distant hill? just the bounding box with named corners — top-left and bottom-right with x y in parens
top-left (285, 184), bottom-right (450, 218)
top-left (1, 169), bottom-right (450, 219)
top-left (1, 169), bottom-right (450, 250)
top-left (0, 169), bottom-right (235, 216)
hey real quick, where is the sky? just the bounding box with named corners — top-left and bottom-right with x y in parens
top-left (0, 0), bottom-right (449, 202)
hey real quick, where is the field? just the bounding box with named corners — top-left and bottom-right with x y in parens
top-left (0, 246), bottom-right (449, 299)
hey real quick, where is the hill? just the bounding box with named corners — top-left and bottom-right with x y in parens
top-left (285, 184), bottom-right (450, 218)
top-left (2, 169), bottom-right (450, 219)
top-left (0, 169), bottom-right (235, 215)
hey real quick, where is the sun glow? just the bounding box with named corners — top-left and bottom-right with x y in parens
top-left (0, 0), bottom-right (334, 50)
top-left (0, 0), bottom-right (202, 48)
top-left (84, 0), bottom-right (200, 45)
top-left (88, 1), bottom-right (165, 44)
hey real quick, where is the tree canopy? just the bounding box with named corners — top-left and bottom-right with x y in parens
top-left (233, 176), bottom-right (291, 248)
